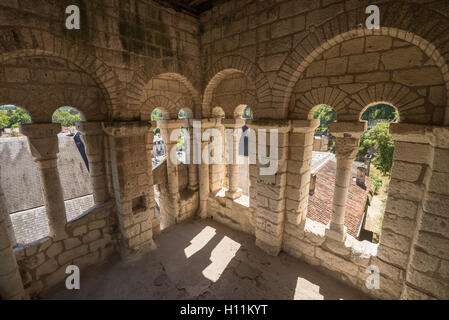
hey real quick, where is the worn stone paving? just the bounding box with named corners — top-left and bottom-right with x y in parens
top-left (42, 219), bottom-right (370, 300)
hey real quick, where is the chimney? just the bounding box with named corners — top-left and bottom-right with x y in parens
top-left (313, 136), bottom-right (321, 151)
top-left (321, 135), bottom-right (329, 151)
top-left (309, 174), bottom-right (317, 195)
top-left (356, 166), bottom-right (366, 187)
top-left (364, 157), bottom-right (371, 176)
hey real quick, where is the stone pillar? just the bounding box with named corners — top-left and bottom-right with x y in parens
top-left (103, 121), bottom-right (155, 259)
top-left (20, 123), bottom-right (68, 241)
top-left (0, 170), bottom-right (16, 247)
top-left (246, 120), bottom-right (291, 256)
top-left (158, 119), bottom-right (184, 227)
top-left (285, 120), bottom-right (319, 226)
top-left (76, 122), bottom-right (109, 205)
top-left (378, 124), bottom-right (449, 300)
top-left (198, 119), bottom-right (216, 218)
top-left (187, 119), bottom-right (199, 191)
top-left (0, 198), bottom-right (27, 299)
top-left (325, 121), bottom-right (366, 242)
top-left (209, 119), bottom-right (225, 194)
top-left (223, 119), bottom-right (245, 200)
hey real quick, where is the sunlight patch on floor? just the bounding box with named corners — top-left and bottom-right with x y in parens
top-left (294, 277), bottom-right (324, 300)
top-left (202, 236), bottom-right (241, 282)
top-left (184, 226), bottom-right (217, 258)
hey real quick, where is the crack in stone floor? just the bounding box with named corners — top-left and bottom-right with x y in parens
top-left (42, 219), bottom-right (371, 300)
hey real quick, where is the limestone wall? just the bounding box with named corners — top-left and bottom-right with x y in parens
top-left (208, 190), bottom-right (255, 236)
top-left (14, 201), bottom-right (117, 298)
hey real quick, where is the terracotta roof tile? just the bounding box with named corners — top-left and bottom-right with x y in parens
top-left (307, 159), bottom-right (372, 238)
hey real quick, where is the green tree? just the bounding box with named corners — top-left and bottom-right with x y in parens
top-left (313, 104), bottom-right (336, 134)
top-left (361, 104), bottom-right (397, 121)
top-left (358, 122), bottom-right (395, 175)
top-left (0, 113), bottom-right (9, 130)
top-left (243, 106), bottom-right (253, 119)
top-left (178, 109), bottom-right (186, 119)
top-left (6, 107), bottom-right (31, 127)
top-left (52, 108), bottom-right (82, 127)
top-left (151, 109), bottom-right (163, 120)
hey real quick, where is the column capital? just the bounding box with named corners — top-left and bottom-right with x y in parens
top-left (290, 119), bottom-right (320, 133)
top-left (334, 136), bottom-right (359, 160)
top-left (19, 123), bottom-right (61, 139)
top-left (75, 121), bottom-right (104, 135)
top-left (191, 118), bottom-right (222, 130)
top-left (102, 121), bottom-right (152, 137)
top-left (19, 123), bottom-right (61, 160)
top-left (329, 121), bottom-right (367, 138)
top-left (222, 118), bottom-right (246, 129)
top-left (157, 119), bottom-right (185, 129)
top-left (246, 119), bottom-right (291, 133)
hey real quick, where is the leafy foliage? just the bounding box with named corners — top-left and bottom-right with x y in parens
top-left (369, 172), bottom-right (383, 194)
top-left (178, 109), bottom-right (186, 119)
top-left (361, 104), bottom-right (398, 121)
top-left (52, 107), bottom-right (82, 127)
top-left (242, 106), bottom-right (253, 119)
top-left (313, 105), bottom-right (336, 134)
top-left (0, 106), bottom-right (31, 130)
top-left (358, 122), bottom-right (395, 175)
top-left (151, 109), bottom-right (163, 120)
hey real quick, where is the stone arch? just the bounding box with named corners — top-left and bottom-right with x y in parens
top-left (359, 102), bottom-right (399, 122)
top-left (176, 96), bottom-right (195, 117)
top-left (203, 55), bottom-right (272, 119)
top-left (0, 54), bottom-right (112, 122)
top-left (211, 106), bottom-right (225, 119)
top-left (141, 95), bottom-right (179, 120)
top-left (290, 86), bottom-right (356, 120)
top-left (276, 2), bottom-right (449, 125)
top-left (129, 61), bottom-right (201, 118)
top-left (0, 24), bottom-right (118, 113)
top-left (351, 83), bottom-right (430, 123)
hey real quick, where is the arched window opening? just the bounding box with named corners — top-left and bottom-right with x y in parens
top-left (0, 105), bottom-right (31, 137)
top-left (0, 104), bottom-right (41, 246)
top-left (357, 103), bottom-right (397, 243)
top-left (51, 106), bottom-right (93, 223)
top-left (176, 126), bottom-right (187, 164)
top-left (312, 104), bottom-right (336, 152)
top-left (233, 105), bottom-right (253, 198)
top-left (151, 108), bottom-right (166, 167)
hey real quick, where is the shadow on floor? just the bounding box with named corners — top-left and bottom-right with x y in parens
top-left (42, 218), bottom-right (371, 300)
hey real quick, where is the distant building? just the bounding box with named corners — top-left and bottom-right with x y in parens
top-left (307, 152), bottom-right (373, 240)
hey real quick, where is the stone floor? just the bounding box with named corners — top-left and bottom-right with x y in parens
top-left (42, 219), bottom-right (371, 300)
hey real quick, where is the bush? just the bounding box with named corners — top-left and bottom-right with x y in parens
top-left (370, 172), bottom-right (382, 194)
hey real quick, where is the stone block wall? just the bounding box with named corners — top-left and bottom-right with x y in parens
top-left (14, 201), bottom-right (117, 298)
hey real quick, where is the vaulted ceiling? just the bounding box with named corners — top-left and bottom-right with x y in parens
top-left (153, 0), bottom-right (227, 15)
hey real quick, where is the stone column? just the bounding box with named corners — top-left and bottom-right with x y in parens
top-left (187, 119), bottom-right (199, 191)
top-left (103, 121), bottom-right (155, 259)
top-left (76, 122), bottom-right (109, 205)
top-left (198, 119), bottom-right (216, 218)
top-left (223, 119), bottom-right (245, 199)
top-left (158, 119), bottom-right (184, 227)
top-left (285, 120), bottom-right (319, 227)
top-left (246, 120), bottom-right (291, 256)
top-left (0, 196), bottom-right (27, 299)
top-left (20, 123), bottom-right (68, 241)
top-left (325, 121), bottom-right (366, 242)
top-left (0, 169), bottom-right (16, 247)
top-left (209, 119), bottom-right (225, 194)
